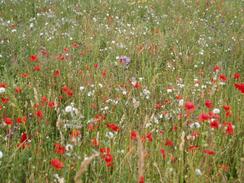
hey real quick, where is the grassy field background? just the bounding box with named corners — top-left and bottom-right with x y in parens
top-left (0, 0), bottom-right (243, 182)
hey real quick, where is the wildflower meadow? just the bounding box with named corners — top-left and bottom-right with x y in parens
top-left (0, 0), bottom-right (243, 182)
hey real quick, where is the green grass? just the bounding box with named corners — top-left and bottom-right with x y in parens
top-left (0, 0), bottom-right (243, 182)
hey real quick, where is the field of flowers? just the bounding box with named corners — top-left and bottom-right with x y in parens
top-left (0, 0), bottom-right (243, 182)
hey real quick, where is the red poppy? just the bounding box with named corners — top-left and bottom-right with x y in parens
top-left (130, 130), bottom-right (138, 140)
top-left (30, 54), bottom-right (38, 62)
top-left (70, 129), bottom-right (81, 138)
top-left (36, 110), bottom-right (43, 119)
top-left (41, 49), bottom-right (49, 57)
top-left (205, 100), bottom-right (213, 109)
top-left (219, 74), bottom-right (227, 82)
top-left (223, 105), bottom-right (231, 111)
top-left (87, 123), bottom-right (96, 131)
top-left (91, 138), bottom-right (99, 147)
top-left (233, 73), bottom-right (240, 80)
top-left (20, 132), bottom-right (27, 143)
top-left (0, 83), bottom-right (7, 88)
top-left (219, 164), bottom-right (229, 172)
top-left (17, 132), bottom-right (29, 149)
top-left (154, 102), bottom-right (162, 110)
top-left (210, 120), bottom-right (220, 129)
top-left (234, 83), bottom-right (244, 94)
top-left (63, 47), bottom-right (69, 52)
top-left (50, 158), bottom-right (64, 170)
top-left (20, 73), bottom-right (29, 78)
top-left (146, 132), bottom-right (153, 142)
top-left (188, 145), bottom-right (199, 152)
top-left (107, 123), bottom-right (120, 132)
top-left (133, 82), bottom-right (141, 89)
top-left (57, 54), bottom-right (65, 61)
top-left (191, 131), bottom-right (200, 138)
top-left (4, 117), bottom-right (13, 125)
top-left (100, 147), bottom-right (113, 167)
top-left (41, 96), bottom-right (48, 104)
top-left (138, 176), bottom-right (144, 183)
top-left (101, 70), bottom-right (107, 78)
top-left (103, 153), bottom-right (113, 167)
top-left (16, 116), bottom-right (27, 124)
top-left (185, 101), bottom-right (195, 112)
top-left (62, 85), bottom-right (73, 97)
top-left (224, 122), bottom-right (234, 135)
top-left (160, 149), bottom-right (166, 160)
top-left (100, 147), bottom-right (111, 154)
top-left (54, 143), bottom-right (66, 155)
top-left (15, 87), bottom-right (22, 94)
top-left (213, 65), bottom-right (220, 72)
top-left (1, 97), bottom-right (9, 104)
top-left (94, 114), bottom-right (106, 123)
top-left (165, 139), bottom-right (174, 147)
top-left (33, 65), bottom-right (41, 71)
top-left (72, 42), bottom-right (79, 48)
top-left (48, 101), bottom-right (56, 109)
top-left (94, 63), bottom-right (99, 68)
top-left (203, 149), bottom-right (216, 155)
top-left (172, 125), bottom-right (177, 131)
top-left (198, 113), bottom-right (209, 122)
top-left (225, 110), bottom-right (232, 118)
top-left (53, 70), bottom-right (61, 77)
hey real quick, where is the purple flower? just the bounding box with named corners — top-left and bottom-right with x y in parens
top-left (118, 56), bottom-right (131, 65)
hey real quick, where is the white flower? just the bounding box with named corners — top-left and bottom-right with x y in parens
top-left (132, 98), bottom-right (140, 108)
top-left (0, 150), bottom-right (3, 159)
top-left (122, 90), bottom-right (127, 95)
top-left (195, 169), bottom-right (202, 176)
top-left (53, 174), bottom-right (65, 183)
top-left (65, 144), bottom-right (73, 151)
top-left (190, 122), bottom-right (201, 129)
top-left (167, 88), bottom-right (173, 93)
top-left (179, 99), bottom-right (184, 106)
top-left (141, 89), bottom-right (150, 99)
top-left (79, 86), bottom-right (85, 92)
top-left (201, 85), bottom-right (207, 89)
top-left (106, 132), bottom-right (115, 139)
top-left (0, 87), bottom-right (6, 94)
top-left (213, 108), bottom-right (220, 114)
top-left (145, 123), bottom-right (152, 128)
top-left (87, 90), bottom-right (94, 96)
top-left (65, 105), bottom-right (73, 113)
top-left (98, 83), bottom-right (103, 88)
